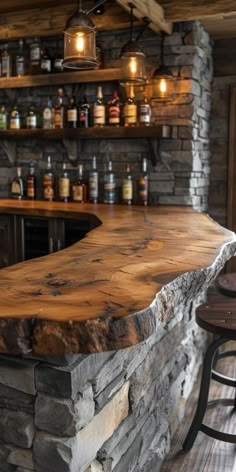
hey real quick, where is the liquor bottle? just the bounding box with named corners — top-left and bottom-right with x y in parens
top-left (29, 38), bottom-right (41, 75)
top-left (43, 98), bottom-right (54, 129)
top-left (26, 106), bottom-right (37, 129)
top-left (11, 167), bottom-right (24, 199)
top-left (43, 156), bottom-right (54, 201)
top-left (15, 39), bottom-right (26, 77)
top-left (1, 43), bottom-right (12, 78)
top-left (40, 48), bottom-right (52, 74)
top-left (59, 162), bottom-right (70, 202)
top-left (124, 85), bottom-right (137, 127)
top-left (139, 91), bottom-right (151, 126)
top-left (137, 158), bottom-right (149, 206)
top-left (53, 52), bottom-right (63, 73)
top-left (0, 105), bottom-right (8, 130)
top-left (72, 164), bottom-right (87, 203)
top-left (93, 86), bottom-right (105, 127)
top-left (67, 97), bottom-right (78, 128)
top-left (89, 156), bottom-right (99, 203)
top-left (122, 163), bottom-right (133, 205)
top-left (10, 105), bottom-right (21, 129)
top-left (104, 160), bottom-right (116, 204)
top-left (108, 90), bottom-right (121, 127)
top-left (26, 161), bottom-right (36, 200)
top-left (54, 88), bottom-right (64, 129)
top-left (78, 95), bottom-right (91, 128)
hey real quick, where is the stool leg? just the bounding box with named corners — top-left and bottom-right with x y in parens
top-left (183, 336), bottom-right (228, 451)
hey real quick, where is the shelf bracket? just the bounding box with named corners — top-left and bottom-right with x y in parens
top-left (63, 138), bottom-right (82, 163)
top-left (2, 140), bottom-right (16, 165)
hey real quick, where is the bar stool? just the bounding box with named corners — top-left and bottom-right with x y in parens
top-left (183, 287), bottom-right (236, 451)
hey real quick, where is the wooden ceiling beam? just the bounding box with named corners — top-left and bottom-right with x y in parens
top-left (116, 0), bottom-right (172, 34)
top-left (158, 0), bottom-right (236, 22)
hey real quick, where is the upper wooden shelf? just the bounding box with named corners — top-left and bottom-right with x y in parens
top-left (0, 68), bottom-right (121, 89)
top-left (0, 126), bottom-right (171, 140)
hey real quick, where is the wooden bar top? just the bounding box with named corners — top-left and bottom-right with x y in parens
top-left (0, 199), bottom-right (235, 355)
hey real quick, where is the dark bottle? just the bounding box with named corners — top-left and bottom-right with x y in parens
top-left (104, 160), bottom-right (116, 204)
top-left (137, 157), bottom-right (149, 206)
top-left (0, 105), bottom-right (8, 130)
top-left (26, 106), bottom-right (37, 129)
top-left (11, 167), bottom-right (24, 199)
top-left (89, 155), bottom-right (99, 203)
top-left (15, 39), bottom-right (26, 77)
top-left (54, 88), bottom-right (64, 129)
top-left (29, 38), bottom-right (41, 75)
top-left (43, 155), bottom-right (54, 201)
top-left (10, 105), bottom-right (21, 129)
top-left (122, 163), bottom-right (133, 205)
top-left (108, 90), bottom-right (121, 127)
top-left (59, 162), bottom-right (70, 202)
top-left (96, 44), bottom-right (104, 69)
top-left (67, 97), bottom-right (78, 128)
top-left (139, 91), bottom-right (151, 126)
top-left (79, 96), bottom-right (91, 128)
top-left (124, 85), bottom-right (137, 127)
top-left (26, 161), bottom-right (36, 200)
top-left (40, 48), bottom-right (52, 74)
top-left (72, 164), bottom-right (87, 203)
top-left (93, 86), bottom-right (105, 127)
top-left (1, 43), bottom-right (12, 78)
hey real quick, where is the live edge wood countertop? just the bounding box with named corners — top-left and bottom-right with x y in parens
top-left (0, 199), bottom-right (235, 355)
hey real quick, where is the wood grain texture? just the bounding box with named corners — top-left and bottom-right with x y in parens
top-left (227, 85), bottom-right (236, 272)
top-left (196, 290), bottom-right (236, 339)
top-left (116, 0), bottom-right (172, 34)
top-left (0, 200), bottom-right (235, 355)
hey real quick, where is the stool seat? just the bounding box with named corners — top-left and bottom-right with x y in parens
top-left (197, 291), bottom-right (236, 339)
top-left (215, 272), bottom-right (236, 297)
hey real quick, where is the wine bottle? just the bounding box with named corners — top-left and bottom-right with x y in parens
top-left (139, 91), bottom-right (151, 126)
top-left (59, 162), bottom-right (70, 202)
top-left (108, 90), bottom-right (121, 127)
top-left (122, 163), bottom-right (133, 205)
top-left (72, 164), bottom-right (87, 203)
top-left (93, 86), bottom-right (105, 127)
top-left (137, 158), bottom-right (149, 206)
top-left (104, 160), bottom-right (116, 204)
top-left (26, 161), bottom-right (36, 200)
top-left (67, 97), bottom-right (78, 128)
top-left (79, 95), bottom-right (91, 128)
top-left (15, 40), bottom-right (26, 77)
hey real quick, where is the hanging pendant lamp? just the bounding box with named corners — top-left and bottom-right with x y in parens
top-left (63, 0), bottom-right (98, 69)
top-left (120, 3), bottom-right (146, 87)
top-left (152, 33), bottom-right (174, 101)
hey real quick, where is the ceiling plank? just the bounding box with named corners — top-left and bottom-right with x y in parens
top-left (158, 0), bottom-right (236, 22)
top-left (116, 0), bottom-right (172, 34)
top-left (0, 3), bottom-right (140, 40)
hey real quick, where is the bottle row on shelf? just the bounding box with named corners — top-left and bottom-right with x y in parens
top-left (0, 85), bottom-right (152, 130)
top-left (0, 38), bottom-right (104, 78)
top-left (11, 156), bottom-right (149, 206)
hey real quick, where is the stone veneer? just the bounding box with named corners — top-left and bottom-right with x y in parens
top-left (0, 21), bottom-right (212, 211)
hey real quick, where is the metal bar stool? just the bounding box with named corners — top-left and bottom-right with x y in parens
top-left (183, 286), bottom-right (236, 451)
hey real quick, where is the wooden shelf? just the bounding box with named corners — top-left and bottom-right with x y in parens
top-left (0, 68), bottom-right (121, 89)
top-left (0, 126), bottom-right (171, 140)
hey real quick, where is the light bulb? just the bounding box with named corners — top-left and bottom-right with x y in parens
top-left (76, 33), bottom-right (85, 53)
top-left (129, 57), bottom-right (137, 75)
top-left (159, 78), bottom-right (167, 95)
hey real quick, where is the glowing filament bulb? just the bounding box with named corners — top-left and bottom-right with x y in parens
top-left (76, 33), bottom-right (85, 53)
top-left (159, 78), bottom-right (167, 95)
top-left (129, 57), bottom-right (137, 75)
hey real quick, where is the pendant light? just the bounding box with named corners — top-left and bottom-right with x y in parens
top-left (120, 3), bottom-right (146, 87)
top-left (152, 33), bottom-right (174, 101)
top-left (63, 0), bottom-right (98, 69)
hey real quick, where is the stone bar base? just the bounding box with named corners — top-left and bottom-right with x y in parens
top-left (0, 305), bottom-right (206, 472)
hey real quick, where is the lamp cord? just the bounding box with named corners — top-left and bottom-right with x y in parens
top-left (160, 32), bottom-right (165, 66)
top-left (129, 4), bottom-right (134, 41)
top-left (78, 0), bottom-right (82, 11)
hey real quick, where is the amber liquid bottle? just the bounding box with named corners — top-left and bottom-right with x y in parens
top-left (26, 161), bottom-right (36, 200)
top-left (72, 164), bottom-right (87, 203)
top-left (122, 163), bottom-right (133, 205)
top-left (59, 162), bottom-right (70, 202)
top-left (43, 156), bottom-right (54, 201)
top-left (137, 158), bottom-right (149, 206)
top-left (124, 85), bottom-right (137, 127)
top-left (54, 88), bottom-right (64, 129)
top-left (93, 86), bottom-right (106, 127)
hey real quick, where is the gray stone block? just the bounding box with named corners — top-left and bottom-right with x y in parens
top-left (0, 384), bottom-right (34, 414)
top-left (7, 447), bottom-right (33, 470)
top-left (0, 357), bottom-right (38, 395)
top-left (0, 408), bottom-right (35, 448)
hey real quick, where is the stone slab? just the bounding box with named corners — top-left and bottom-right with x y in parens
top-left (0, 357), bottom-right (38, 395)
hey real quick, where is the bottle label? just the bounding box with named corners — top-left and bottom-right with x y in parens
top-left (93, 105), bottom-right (105, 125)
top-left (27, 176), bottom-right (35, 198)
top-left (41, 59), bottom-right (51, 73)
top-left (139, 104), bottom-right (151, 124)
top-left (122, 179), bottom-right (133, 201)
top-left (43, 175), bottom-right (54, 200)
top-left (2, 57), bottom-right (10, 76)
top-left (53, 58), bottom-right (63, 71)
top-left (59, 177), bottom-right (70, 198)
top-left (10, 116), bottom-right (20, 129)
top-left (43, 108), bottom-right (53, 129)
top-left (67, 109), bottom-right (77, 122)
top-left (89, 173), bottom-right (98, 200)
top-left (54, 110), bottom-right (63, 128)
top-left (138, 177), bottom-right (148, 203)
top-left (0, 113), bottom-right (7, 130)
top-left (11, 181), bottom-right (21, 196)
top-left (16, 60), bottom-right (25, 77)
top-left (109, 106), bottom-right (120, 124)
top-left (124, 104), bottom-right (137, 125)
top-left (104, 176), bottom-right (116, 203)
top-left (26, 116), bottom-right (37, 128)
top-left (30, 45), bottom-right (41, 61)
top-left (72, 184), bottom-right (84, 202)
